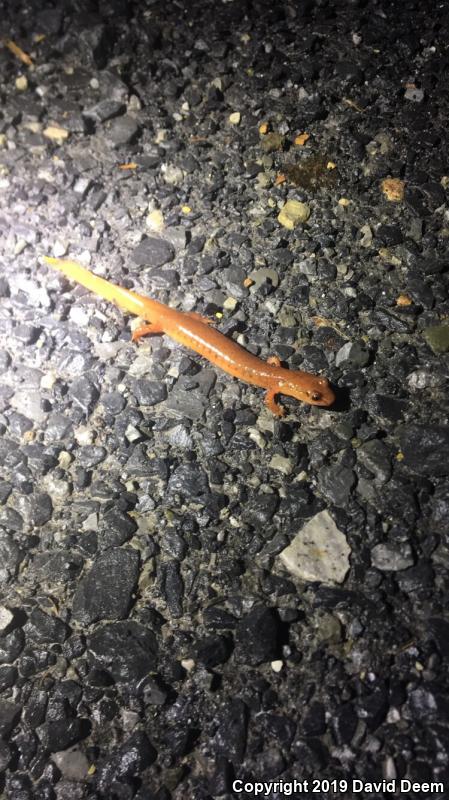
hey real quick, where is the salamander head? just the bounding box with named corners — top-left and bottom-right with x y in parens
top-left (279, 374), bottom-right (335, 407)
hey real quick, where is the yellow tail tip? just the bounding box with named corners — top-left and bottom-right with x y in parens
top-left (43, 256), bottom-right (61, 267)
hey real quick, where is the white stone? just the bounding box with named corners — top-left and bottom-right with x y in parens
top-left (0, 606), bottom-right (14, 631)
top-left (278, 510), bottom-right (351, 585)
top-left (52, 747), bottom-right (89, 780)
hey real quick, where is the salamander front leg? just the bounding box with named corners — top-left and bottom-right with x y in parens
top-left (267, 355), bottom-right (282, 367)
top-left (132, 322), bottom-right (165, 342)
top-left (264, 388), bottom-right (285, 417)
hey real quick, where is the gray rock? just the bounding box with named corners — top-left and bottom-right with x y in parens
top-left (10, 388), bottom-right (46, 423)
top-left (318, 464), bottom-right (356, 507)
top-left (0, 700), bottom-right (21, 737)
top-left (24, 608), bottom-right (71, 643)
top-left (132, 379), bottom-right (167, 406)
top-left (235, 606), bottom-right (280, 665)
top-left (165, 387), bottom-right (208, 420)
top-left (357, 439), bottom-right (392, 483)
top-left (52, 746), bottom-right (90, 780)
top-left (371, 543), bottom-right (414, 571)
top-left (83, 99), bottom-right (126, 123)
top-left (107, 115), bottom-right (141, 148)
top-left (72, 548), bottom-right (140, 624)
top-left (69, 377), bottom-right (99, 415)
top-left (400, 425), bottom-right (449, 477)
top-left (336, 341), bottom-right (370, 368)
top-left (15, 493), bottom-right (53, 527)
top-left (131, 236), bottom-right (175, 268)
top-left (88, 621), bottom-right (158, 682)
top-left (45, 412), bottom-right (73, 442)
top-left (77, 445), bottom-right (107, 468)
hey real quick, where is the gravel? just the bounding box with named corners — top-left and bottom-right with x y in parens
top-left (0, 0), bottom-right (448, 796)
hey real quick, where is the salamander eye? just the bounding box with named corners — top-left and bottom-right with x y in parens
top-left (311, 392), bottom-right (321, 401)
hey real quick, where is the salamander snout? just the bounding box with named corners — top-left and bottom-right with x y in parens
top-left (281, 375), bottom-right (335, 407)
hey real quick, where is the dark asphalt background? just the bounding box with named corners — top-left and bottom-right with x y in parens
top-left (0, 1), bottom-right (448, 798)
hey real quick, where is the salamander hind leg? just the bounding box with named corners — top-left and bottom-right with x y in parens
top-left (132, 322), bottom-right (165, 341)
top-left (267, 355), bottom-right (282, 367)
top-left (264, 388), bottom-right (285, 417)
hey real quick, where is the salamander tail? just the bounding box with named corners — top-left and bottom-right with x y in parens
top-left (43, 256), bottom-right (147, 317)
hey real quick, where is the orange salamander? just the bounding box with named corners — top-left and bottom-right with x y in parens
top-left (43, 256), bottom-right (335, 416)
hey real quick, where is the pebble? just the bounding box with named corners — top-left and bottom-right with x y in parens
top-left (277, 199), bottom-right (310, 229)
top-left (0, 607), bottom-right (13, 633)
top-left (15, 75), bottom-right (28, 91)
top-left (214, 699), bottom-right (248, 764)
top-left (260, 132), bottom-right (285, 152)
top-left (371, 543), bottom-right (414, 571)
top-left (72, 548), bottom-right (139, 624)
top-left (404, 86), bottom-right (424, 102)
top-left (357, 439), bottom-right (392, 484)
top-left (132, 379), bottom-right (167, 406)
top-left (269, 455), bottom-right (294, 475)
top-left (279, 510), bottom-right (351, 585)
top-left (88, 621), bottom-right (158, 682)
top-left (107, 115), bottom-right (141, 148)
top-left (83, 99), bottom-right (126, 123)
top-left (0, 701), bottom-right (22, 738)
top-left (336, 341), bottom-right (370, 368)
top-left (318, 465), bottom-right (356, 507)
top-left (52, 747), bottom-right (89, 780)
top-left (43, 126), bottom-right (70, 143)
top-left (422, 324), bottom-right (449, 354)
top-left (146, 208), bottom-right (165, 231)
top-left (235, 606), bottom-right (280, 665)
top-left (69, 378), bottom-right (99, 415)
top-left (10, 388), bottom-right (46, 423)
top-left (96, 732), bottom-right (156, 792)
top-left (37, 719), bottom-right (91, 753)
top-left (132, 236), bottom-right (175, 268)
top-left (400, 425), bottom-right (449, 477)
top-left (15, 493), bottom-right (53, 527)
top-left (381, 178), bottom-right (405, 202)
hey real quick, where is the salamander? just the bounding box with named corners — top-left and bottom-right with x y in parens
top-left (43, 256), bottom-right (335, 415)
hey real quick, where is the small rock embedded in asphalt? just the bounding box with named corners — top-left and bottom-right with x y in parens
top-left (37, 719), bottom-right (91, 753)
top-left (107, 115), bottom-right (141, 148)
top-left (72, 548), bottom-right (140, 624)
top-left (15, 493), bottom-right (53, 527)
top-left (277, 199), bottom-right (310, 229)
top-left (24, 608), bottom-right (70, 643)
top-left (52, 746), bottom-right (90, 781)
top-left (132, 236), bottom-right (175, 268)
top-left (422, 324), bottom-right (449, 354)
top-left (318, 464), bottom-right (356, 507)
top-left (279, 510), bottom-right (351, 585)
top-left (214, 699), bottom-right (248, 764)
top-left (400, 425), bottom-right (449, 476)
top-left (336, 341), bottom-right (370, 368)
top-left (357, 439), bottom-right (392, 484)
top-left (96, 732), bottom-right (157, 792)
top-left (235, 605), bottom-right (280, 665)
top-left (132, 378), bottom-right (167, 406)
top-left (69, 377), bottom-right (99, 415)
top-left (371, 543), bottom-right (414, 571)
top-left (88, 621), bottom-right (158, 682)
top-left (83, 99), bottom-right (126, 123)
